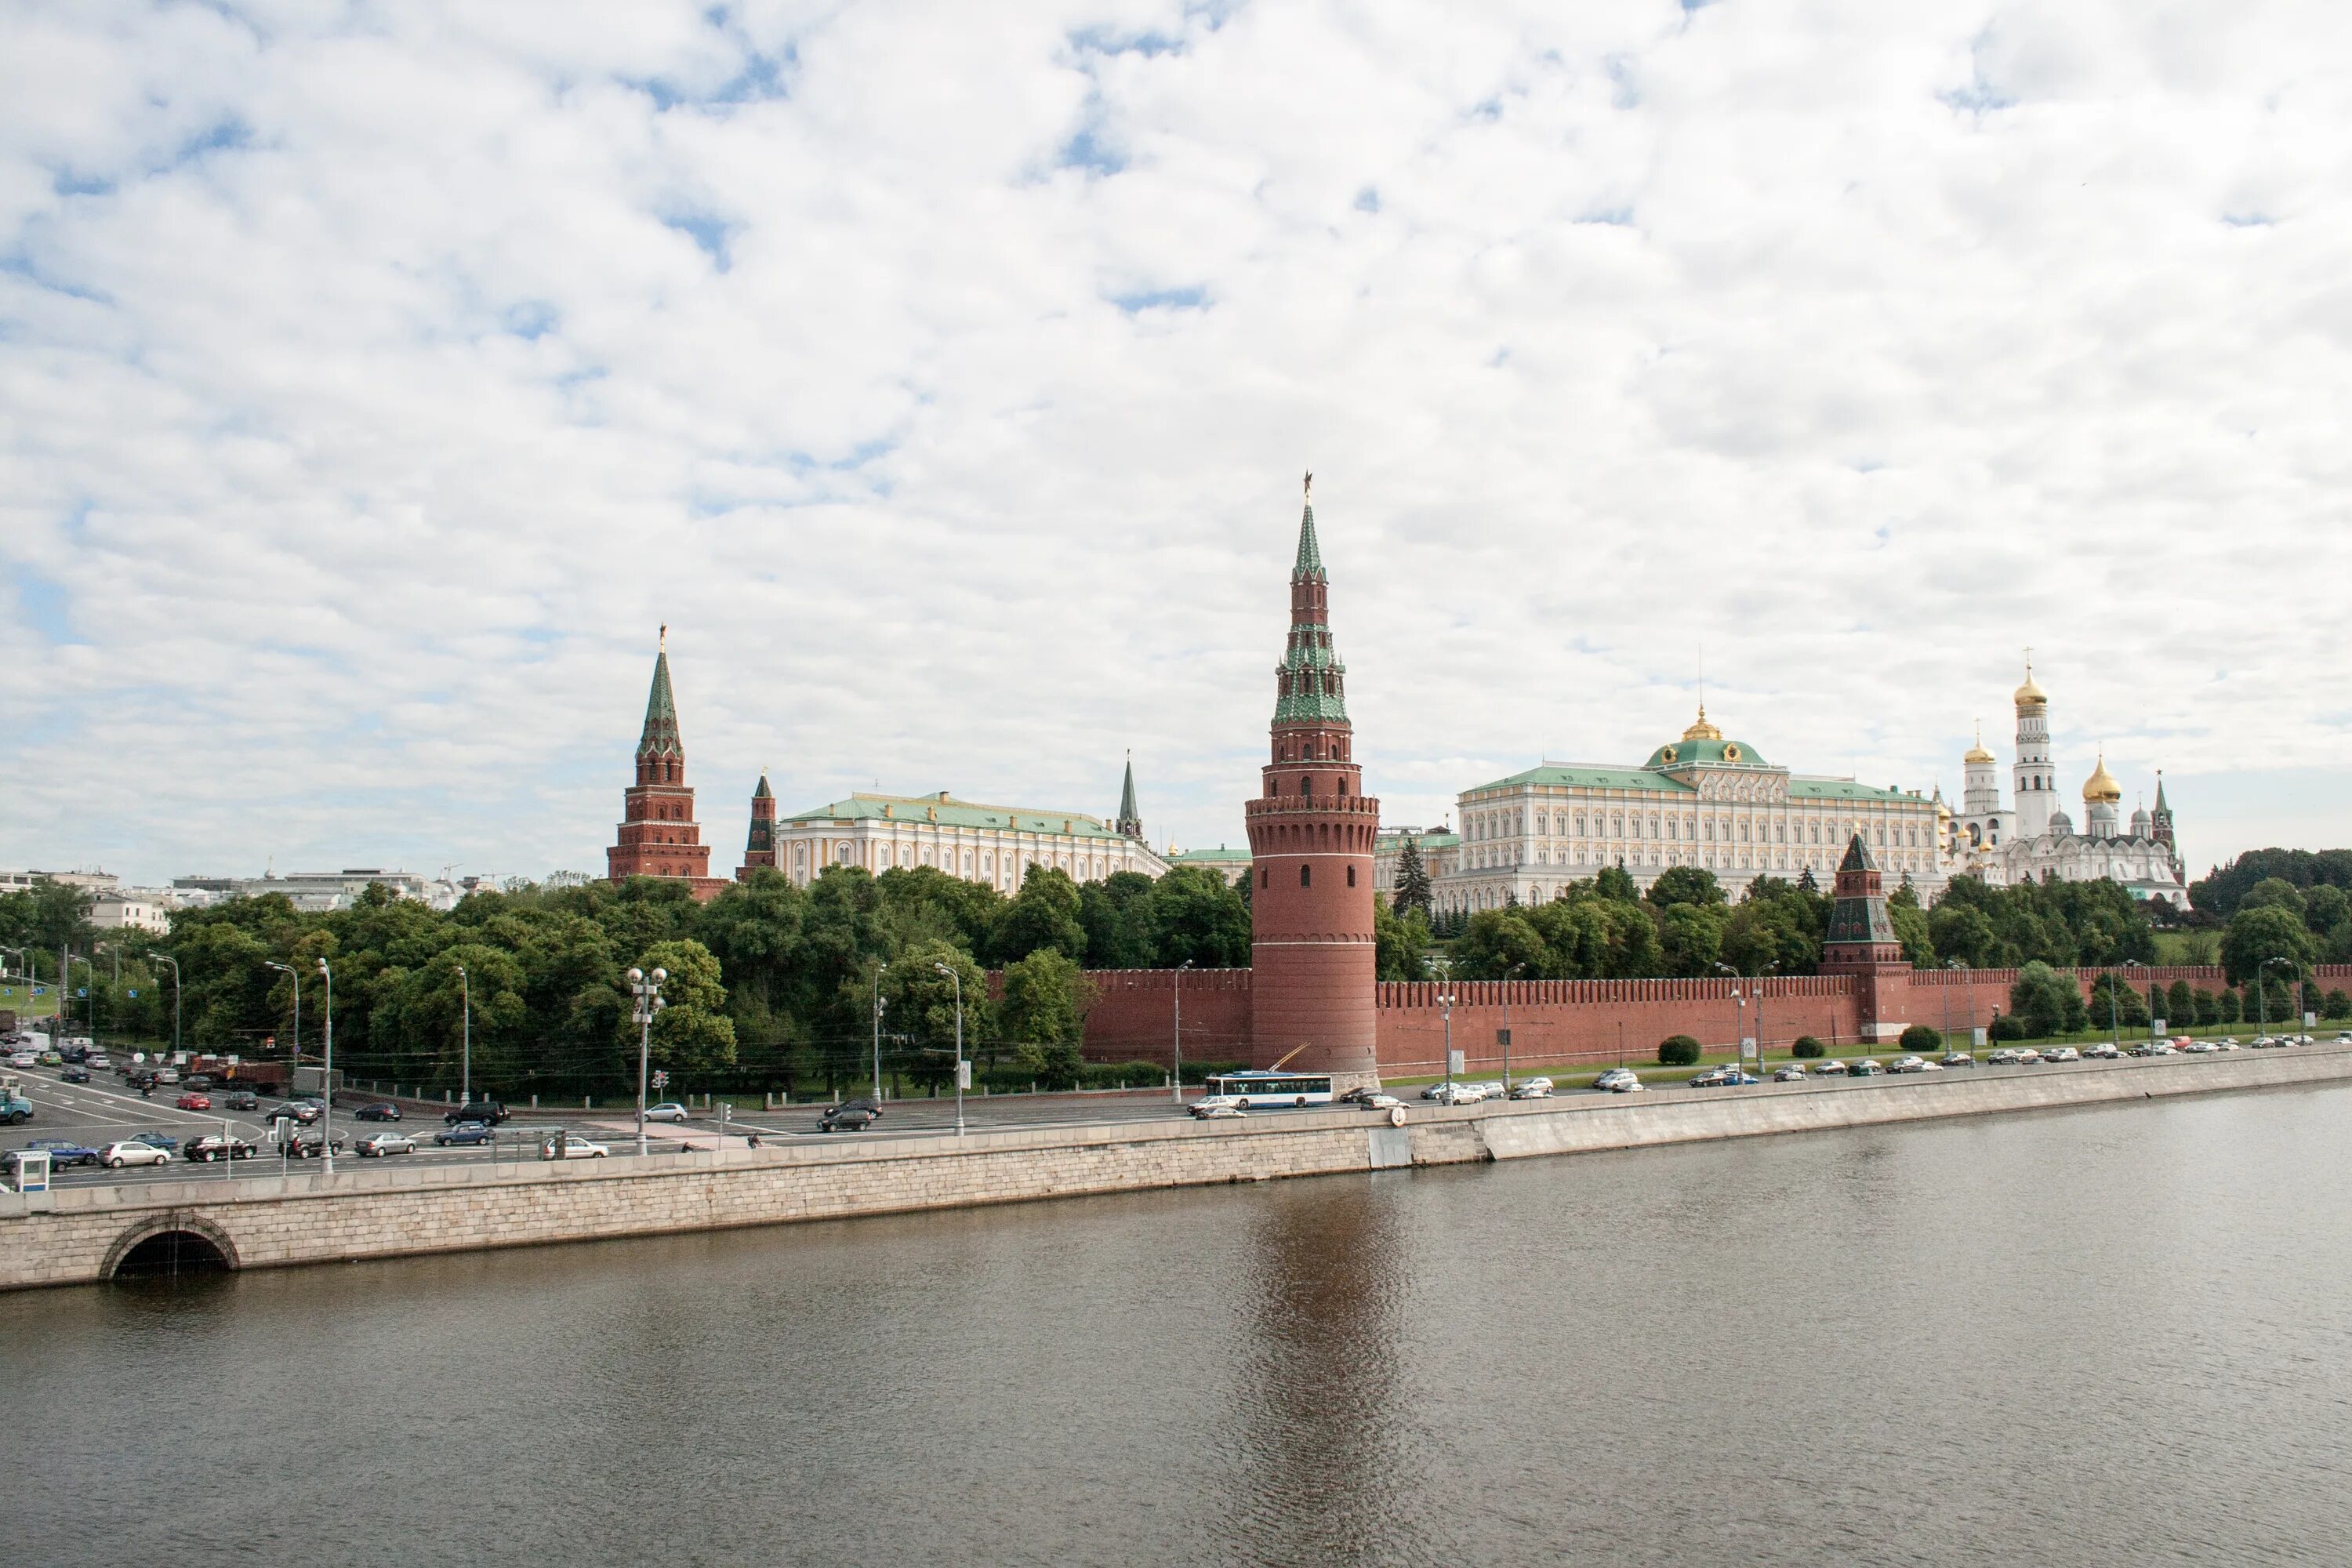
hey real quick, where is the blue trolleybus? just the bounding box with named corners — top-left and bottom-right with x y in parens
top-left (1203, 1070), bottom-right (1334, 1109)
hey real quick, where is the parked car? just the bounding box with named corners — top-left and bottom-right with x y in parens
top-left (2131, 1041), bottom-right (2176, 1057)
top-left (1419, 1083), bottom-right (1454, 1101)
top-left (1773, 1065), bottom-right (1809, 1083)
top-left (60, 1065), bottom-right (91, 1084)
top-left (1426, 1081), bottom-right (1484, 1105)
top-left (1593, 1068), bottom-right (1642, 1093)
top-left (434, 1121), bottom-right (495, 1147)
top-left (1687, 1066), bottom-right (1737, 1087)
top-left (1468, 1081), bottom-right (1507, 1102)
top-left (174, 1091), bottom-right (212, 1111)
top-left (2042, 1047), bottom-right (2082, 1064)
top-left (353, 1102), bottom-right (402, 1123)
top-left (1939, 1052), bottom-right (1978, 1068)
top-left (185, 1134), bottom-right (257, 1163)
top-left (644, 1102), bottom-right (690, 1123)
top-left (2180, 1040), bottom-right (2219, 1054)
top-left (818, 1102), bottom-right (881, 1132)
top-left (539, 1133), bottom-right (609, 1160)
top-left (100, 1140), bottom-right (172, 1170)
top-left (2080, 1044), bottom-right (2122, 1059)
top-left (1508, 1077), bottom-right (1554, 1099)
top-left (1849, 1059), bottom-right (1885, 1076)
top-left (445, 1102), bottom-right (510, 1126)
top-left (1189, 1098), bottom-right (1246, 1120)
top-left (19, 1138), bottom-right (99, 1168)
top-left (1810, 1060), bottom-right (1849, 1076)
top-left (356, 1133), bottom-right (417, 1157)
top-left (1888, 1056), bottom-right (1929, 1074)
top-left (1358, 1091), bottom-right (1403, 1110)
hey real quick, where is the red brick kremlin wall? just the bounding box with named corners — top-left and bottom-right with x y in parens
top-left (1076, 964), bottom-right (2352, 1076)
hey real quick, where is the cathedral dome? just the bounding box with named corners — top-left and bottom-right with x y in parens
top-left (1682, 704), bottom-right (1722, 742)
top-left (2082, 753), bottom-right (2122, 803)
top-left (2014, 666), bottom-right (2048, 709)
top-left (1963, 742), bottom-right (1994, 764)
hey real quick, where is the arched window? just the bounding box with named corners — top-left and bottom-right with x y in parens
top-left (1300, 864), bottom-right (1312, 887)
top-left (1346, 866), bottom-right (1357, 887)
top-left (1300, 777), bottom-right (1312, 797)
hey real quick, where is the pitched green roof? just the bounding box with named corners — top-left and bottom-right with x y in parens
top-left (1171, 844), bottom-right (1252, 863)
top-left (637, 644), bottom-right (681, 760)
top-left (1294, 498), bottom-right (1324, 580)
top-left (1645, 736), bottom-right (1767, 769)
top-left (752, 771), bottom-right (771, 800)
top-left (1117, 756), bottom-right (1139, 826)
top-left (1788, 778), bottom-right (1915, 802)
top-left (782, 791), bottom-right (1128, 840)
top-left (1466, 764), bottom-right (1699, 795)
top-left (1376, 831), bottom-right (1460, 851)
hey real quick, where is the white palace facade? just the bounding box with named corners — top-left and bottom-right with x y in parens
top-left (1415, 707), bottom-right (1950, 915)
top-left (771, 789), bottom-right (1168, 891)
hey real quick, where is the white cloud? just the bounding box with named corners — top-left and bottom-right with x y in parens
top-left (2, 0), bottom-right (2347, 889)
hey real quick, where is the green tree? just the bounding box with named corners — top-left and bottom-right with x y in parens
top-left (2238, 878), bottom-right (2307, 919)
top-left (1657, 1034), bottom-right (1700, 1066)
top-left (630, 939), bottom-right (737, 1082)
top-left (1142, 866), bottom-right (1252, 968)
top-left (1899, 1023), bottom-right (1944, 1054)
top-left (884, 941), bottom-right (989, 1089)
top-left (1593, 864), bottom-right (1639, 903)
top-left (1454, 910), bottom-right (1547, 980)
top-left (1657, 902), bottom-right (1729, 977)
top-left (2009, 961), bottom-right (2085, 1039)
top-left (1888, 884), bottom-right (1935, 966)
top-left (1393, 838), bottom-right (1433, 917)
top-left (1078, 871), bottom-right (1156, 969)
top-left (1646, 866), bottom-right (1725, 910)
top-left (1374, 900), bottom-right (1431, 982)
top-left (2165, 979), bottom-right (2194, 1028)
top-left (2221, 905), bottom-right (2315, 986)
top-left (2086, 972), bottom-right (2151, 1030)
top-left (999, 949), bottom-right (1094, 1089)
top-left (992, 867), bottom-right (1087, 965)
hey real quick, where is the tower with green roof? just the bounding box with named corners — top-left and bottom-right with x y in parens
top-left (1116, 753), bottom-right (1142, 840)
top-left (738, 769), bottom-right (777, 880)
top-left (607, 627), bottom-right (722, 899)
top-left (1245, 473), bottom-right (1381, 1087)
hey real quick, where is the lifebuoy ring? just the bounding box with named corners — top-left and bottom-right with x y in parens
top-left (1388, 1105), bottom-right (1406, 1127)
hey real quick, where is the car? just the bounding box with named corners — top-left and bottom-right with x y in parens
top-left (1359, 1091), bottom-right (1404, 1110)
top-left (1985, 1048), bottom-right (2022, 1065)
top-left (19, 1138), bottom-right (100, 1168)
top-left (185, 1134), bottom-right (257, 1163)
top-left (221, 1090), bottom-right (260, 1111)
top-left (434, 1121), bottom-right (495, 1147)
top-left (60, 1065), bottom-right (91, 1084)
top-left (1938, 1052), bottom-right (1978, 1068)
top-left (85, 1053), bottom-right (112, 1071)
top-left (2130, 1040), bottom-right (2176, 1057)
top-left (445, 1102), bottom-right (510, 1126)
top-left (1810, 1060), bottom-right (1848, 1076)
top-left (175, 1091), bottom-right (212, 1111)
top-left (352, 1102), bottom-right (402, 1123)
top-left (1593, 1068), bottom-right (1642, 1094)
top-left (1189, 1098), bottom-right (1246, 1119)
top-left (2335, 1032), bottom-right (2352, 1044)
top-left (2249, 1035), bottom-right (2280, 1048)
top-left (129, 1131), bottom-right (180, 1152)
top-left (539, 1133), bottom-right (609, 1160)
top-left (1773, 1065), bottom-right (1809, 1083)
top-left (1425, 1081), bottom-right (1484, 1105)
top-left (1889, 1056), bottom-right (1929, 1074)
top-left (2080, 1044), bottom-right (2121, 1059)
top-left (2042, 1047), bottom-right (2082, 1064)
top-left (644, 1102), bottom-right (691, 1123)
top-left (1849, 1059), bottom-right (1884, 1076)
top-left (182, 1073), bottom-right (214, 1091)
top-left (356, 1133), bottom-right (417, 1157)
top-left (283, 1134), bottom-right (345, 1159)
top-left (818, 1102), bottom-right (881, 1132)
top-left (2210, 1038), bottom-right (2242, 1051)
top-left (267, 1102), bottom-right (322, 1125)
top-left (1688, 1066), bottom-right (1741, 1087)
top-left (2180, 1040), bottom-right (2219, 1054)
top-left (154, 1066), bottom-right (180, 1085)
top-left (1508, 1077), bottom-right (1554, 1099)
top-left (1419, 1083), bottom-right (1454, 1101)
top-left (1468, 1081), bottom-right (1507, 1102)
top-left (6, 1051), bottom-right (36, 1069)
top-left (38, 1050), bottom-right (62, 1067)
top-left (99, 1140), bottom-right (172, 1169)
top-left (59, 1044), bottom-right (88, 1064)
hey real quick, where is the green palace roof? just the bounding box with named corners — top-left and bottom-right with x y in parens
top-left (1376, 830), bottom-right (1461, 850)
top-left (1465, 762), bottom-right (1915, 804)
top-left (782, 791), bottom-right (1127, 839)
top-left (1171, 844), bottom-right (1252, 862)
top-left (1643, 735), bottom-right (1767, 769)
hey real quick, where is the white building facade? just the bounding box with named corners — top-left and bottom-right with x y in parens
top-left (1429, 709), bottom-right (1949, 915)
top-left (774, 791), bottom-right (1169, 891)
top-left (1952, 666), bottom-right (2188, 907)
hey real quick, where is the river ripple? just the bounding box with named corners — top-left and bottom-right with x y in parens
top-left (10, 1083), bottom-right (2352, 1566)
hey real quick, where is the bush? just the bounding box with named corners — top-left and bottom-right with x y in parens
top-left (1080, 1060), bottom-right (1166, 1090)
top-left (1791, 1036), bottom-right (1825, 1058)
top-left (1657, 1034), bottom-right (1701, 1066)
top-left (1987, 1014), bottom-right (2028, 1042)
top-left (2327, 990), bottom-right (2351, 1022)
top-left (1899, 1024), bottom-right (1944, 1054)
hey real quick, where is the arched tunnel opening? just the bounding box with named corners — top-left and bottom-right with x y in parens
top-left (112, 1229), bottom-right (234, 1281)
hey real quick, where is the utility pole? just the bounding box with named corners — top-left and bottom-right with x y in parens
top-left (456, 964), bottom-right (470, 1105)
top-left (315, 956), bottom-right (336, 1176)
top-left (147, 952), bottom-right (180, 1057)
top-left (628, 966), bottom-right (666, 1157)
top-left (1173, 960), bottom-right (1192, 1104)
top-left (932, 962), bottom-right (966, 1137)
top-left (872, 960), bottom-right (887, 1102)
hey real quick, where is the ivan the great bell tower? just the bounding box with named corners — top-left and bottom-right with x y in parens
top-left (1244, 475), bottom-right (1381, 1087)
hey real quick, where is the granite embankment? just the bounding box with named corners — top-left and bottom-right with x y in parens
top-left (6, 1047), bottom-right (2347, 1291)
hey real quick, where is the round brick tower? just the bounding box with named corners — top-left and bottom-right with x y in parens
top-left (1246, 474), bottom-right (1381, 1089)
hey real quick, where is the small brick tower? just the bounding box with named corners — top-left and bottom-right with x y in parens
top-left (1245, 474), bottom-right (1381, 1088)
top-left (607, 628), bottom-right (724, 900)
top-left (739, 769), bottom-right (777, 880)
top-left (1820, 833), bottom-right (1911, 1042)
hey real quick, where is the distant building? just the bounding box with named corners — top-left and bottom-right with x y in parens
top-left (765, 789), bottom-right (1167, 891)
top-left (172, 869), bottom-right (433, 913)
top-left (605, 629), bottom-right (728, 902)
top-left (1371, 827), bottom-right (1459, 903)
top-left (0, 869), bottom-right (120, 895)
top-left (1167, 844), bottom-right (1252, 887)
top-left (89, 891), bottom-right (171, 934)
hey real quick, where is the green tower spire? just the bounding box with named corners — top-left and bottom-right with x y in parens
top-left (637, 626), bottom-right (682, 760)
top-left (1116, 752), bottom-right (1142, 839)
top-left (1293, 470), bottom-right (1326, 580)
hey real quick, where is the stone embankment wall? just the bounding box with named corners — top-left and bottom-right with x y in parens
top-left (5, 1049), bottom-right (2348, 1293)
top-left (1079, 964), bottom-right (2352, 1074)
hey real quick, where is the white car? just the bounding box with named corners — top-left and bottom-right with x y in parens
top-left (1468, 1081), bottom-right (1506, 1102)
top-left (2180, 1040), bottom-right (2219, 1054)
top-left (1888, 1056), bottom-right (1929, 1074)
top-left (1356, 1091), bottom-right (1403, 1110)
top-left (1508, 1077), bottom-right (1555, 1099)
top-left (100, 1140), bottom-right (172, 1169)
top-left (1426, 1081), bottom-right (1483, 1105)
top-left (5, 1051), bottom-right (35, 1069)
top-left (2042, 1047), bottom-right (2082, 1064)
top-left (1592, 1068), bottom-right (1643, 1094)
top-left (1773, 1065), bottom-right (1809, 1083)
top-left (539, 1134), bottom-right (610, 1160)
top-left (1188, 1097), bottom-right (1246, 1120)
top-left (644, 1102), bottom-right (690, 1123)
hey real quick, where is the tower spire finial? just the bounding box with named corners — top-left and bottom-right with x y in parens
top-left (659, 622), bottom-right (666, 652)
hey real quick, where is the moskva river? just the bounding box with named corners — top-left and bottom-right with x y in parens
top-left (13, 1083), bottom-right (2351, 1566)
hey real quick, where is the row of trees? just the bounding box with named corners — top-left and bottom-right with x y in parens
top-left (0, 862), bottom-right (1258, 1102)
top-left (2189, 848), bottom-right (2352, 919)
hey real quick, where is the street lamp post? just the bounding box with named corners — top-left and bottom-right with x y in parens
top-left (1173, 960), bottom-right (1192, 1104)
top-left (1439, 988), bottom-right (1458, 1091)
top-left (628, 967), bottom-right (666, 1157)
top-left (147, 952), bottom-right (181, 1057)
top-left (264, 962), bottom-right (299, 1095)
top-left (1714, 961), bottom-right (1743, 1069)
top-left (931, 963), bottom-right (966, 1138)
top-left (456, 964), bottom-right (470, 1105)
top-left (2122, 958), bottom-right (2147, 1043)
top-left (1501, 963), bottom-right (1523, 1095)
top-left (872, 960), bottom-right (887, 1102)
top-left (314, 957), bottom-right (336, 1176)
top-left (1948, 960), bottom-right (1973, 1056)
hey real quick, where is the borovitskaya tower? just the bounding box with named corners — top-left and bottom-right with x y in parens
top-left (1244, 475), bottom-right (1381, 1087)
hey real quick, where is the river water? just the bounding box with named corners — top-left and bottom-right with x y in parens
top-left (12, 1083), bottom-right (2352, 1566)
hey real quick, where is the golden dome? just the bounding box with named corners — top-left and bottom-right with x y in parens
top-left (1681, 703), bottom-right (1722, 742)
top-left (2082, 752), bottom-right (2122, 803)
top-left (2014, 660), bottom-right (2047, 708)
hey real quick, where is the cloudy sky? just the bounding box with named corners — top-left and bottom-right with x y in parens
top-left (5, 0), bottom-right (2347, 891)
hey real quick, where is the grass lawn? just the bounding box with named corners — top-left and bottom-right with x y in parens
top-left (0, 982), bottom-right (60, 1022)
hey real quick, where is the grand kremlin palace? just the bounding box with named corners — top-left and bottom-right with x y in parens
top-left (1394, 706), bottom-right (1949, 915)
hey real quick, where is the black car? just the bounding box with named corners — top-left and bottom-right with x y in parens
top-left (353, 1102), bottom-right (402, 1123)
top-left (282, 1134), bottom-right (345, 1160)
top-left (221, 1089), bottom-right (260, 1111)
top-left (183, 1073), bottom-right (215, 1091)
top-left (445, 1102), bottom-right (509, 1126)
top-left (129, 1131), bottom-right (180, 1152)
top-left (60, 1045), bottom-right (89, 1064)
top-left (267, 1102), bottom-right (322, 1125)
top-left (60, 1065), bottom-right (91, 1084)
top-left (818, 1099), bottom-right (882, 1133)
top-left (186, 1134), bottom-right (257, 1162)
